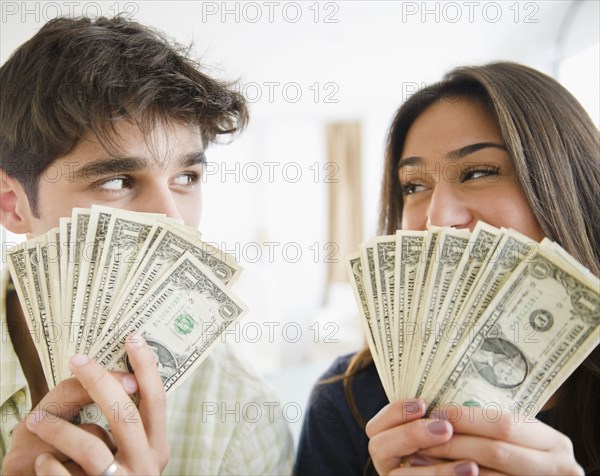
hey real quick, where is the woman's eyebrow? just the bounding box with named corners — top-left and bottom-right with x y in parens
top-left (446, 142), bottom-right (507, 160)
top-left (398, 142), bottom-right (507, 170)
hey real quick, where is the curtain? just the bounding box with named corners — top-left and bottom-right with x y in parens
top-left (326, 122), bottom-right (363, 284)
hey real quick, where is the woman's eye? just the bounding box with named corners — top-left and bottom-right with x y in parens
top-left (462, 166), bottom-right (501, 181)
top-left (400, 182), bottom-right (427, 196)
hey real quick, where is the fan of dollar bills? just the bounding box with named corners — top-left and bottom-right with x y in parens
top-left (6, 205), bottom-right (246, 394)
top-left (347, 222), bottom-right (600, 413)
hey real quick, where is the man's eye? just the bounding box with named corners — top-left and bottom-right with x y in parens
top-left (172, 173), bottom-right (199, 186)
top-left (97, 177), bottom-right (130, 191)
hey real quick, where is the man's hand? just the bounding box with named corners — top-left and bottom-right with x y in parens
top-left (3, 335), bottom-right (169, 476)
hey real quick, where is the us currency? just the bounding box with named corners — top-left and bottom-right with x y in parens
top-left (419, 229), bottom-right (538, 399)
top-left (45, 227), bottom-right (65, 371)
top-left (411, 228), bottom-right (469, 397)
top-left (91, 252), bottom-right (247, 394)
top-left (107, 222), bottom-right (241, 334)
top-left (393, 231), bottom-right (426, 400)
top-left (46, 228), bottom-right (62, 327)
top-left (427, 249), bottom-right (600, 411)
top-left (540, 239), bottom-right (598, 286)
top-left (439, 230), bottom-right (538, 361)
top-left (7, 245), bottom-right (56, 387)
top-left (418, 223), bottom-right (501, 397)
top-left (374, 236), bottom-right (397, 396)
top-left (24, 236), bottom-right (60, 387)
top-left (347, 253), bottom-right (392, 400)
top-left (82, 210), bottom-right (159, 354)
top-left (71, 206), bottom-right (120, 356)
top-left (402, 230), bottom-right (438, 395)
top-left (59, 217), bottom-right (72, 325)
top-left (66, 208), bottom-right (93, 357)
top-left (361, 242), bottom-right (393, 395)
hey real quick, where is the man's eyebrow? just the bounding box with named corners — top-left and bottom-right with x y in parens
top-left (74, 152), bottom-right (206, 179)
top-left (75, 156), bottom-right (147, 179)
top-left (178, 151), bottom-right (207, 168)
top-left (398, 142), bottom-right (507, 170)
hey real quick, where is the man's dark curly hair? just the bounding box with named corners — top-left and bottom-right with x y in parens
top-left (0, 16), bottom-right (248, 215)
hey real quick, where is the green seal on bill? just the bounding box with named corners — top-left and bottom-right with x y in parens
top-left (175, 314), bottom-right (194, 335)
top-left (463, 400), bottom-right (481, 407)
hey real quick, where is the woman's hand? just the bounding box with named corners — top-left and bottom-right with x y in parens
top-left (417, 404), bottom-right (583, 476)
top-left (3, 335), bottom-right (169, 476)
top-left (366, 399), bottom-right (478, 475)
top-left (366, 400), bottom-right (584, 476)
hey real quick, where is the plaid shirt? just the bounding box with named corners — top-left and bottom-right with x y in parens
top-left (0, 268), bottom-right (294, 475)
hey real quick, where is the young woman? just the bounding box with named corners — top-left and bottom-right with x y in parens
top-left (294, 62), bottom-right (599, 476)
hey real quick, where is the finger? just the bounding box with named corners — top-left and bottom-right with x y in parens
top-left (25, 410), bottom-right (115, 476)
top-left (32, 378), bottom-right (93, 421)
top-left (67, 353), bottom-right (150, 456)
top-left (407, 453), bottom-right (449, 467)
top-left (369, 418), bottom-right (453, 475)
top-left (125, 334), bottom-right (168, 453)
top-left (2, 422), bottom-right (71, 476)
top-left (430, 405), bottom-right (565, 450)
top-left (32, 372), bottom-right (138, 422)
top-left (78, 423), bottom-right (116, 453)
top-left (420, 434), bottom-right (583, 476)
top-left (34, 453), bottom-right (71, 476)
top-left (388, 460), bottom-right (479, 476)
top-left (478, 467), bottom-right (508, 476)
top-left (366, 399), bottom-right (427, 437)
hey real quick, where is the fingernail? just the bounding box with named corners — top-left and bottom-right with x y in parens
top-left (127, 334), bottom-right (144, 348)
top-left (409, 454), bottom-right (431, 466)
top-left (403, 399), bottom-right (426, 415)
top-left (25, 411), bottom-right (43, 428)
top-left (427, 420), bottom-right (449, 435)
top-left (71, 353), bottom-right (89, 367)
top-left (454, 461), bottom-right (477, 476)
top-left (35, 453), bottom-right (48, 468)
top-left (429, 409), bottom-right (449, 421)
top-left (122, 374), bottom-right (138, 394)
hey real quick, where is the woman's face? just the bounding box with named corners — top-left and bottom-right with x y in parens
top-left (399, 97), bottom-right (545, 242)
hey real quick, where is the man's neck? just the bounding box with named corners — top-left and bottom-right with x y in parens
top-left (6, 290), bottom-right (48, 408)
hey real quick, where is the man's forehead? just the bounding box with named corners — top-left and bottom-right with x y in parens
top-left (57, 121), bottom-right (205, 172)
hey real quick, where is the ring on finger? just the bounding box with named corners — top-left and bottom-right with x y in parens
top-left (99, 460), bottom-right (118, 476)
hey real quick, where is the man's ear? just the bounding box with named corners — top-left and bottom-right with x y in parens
top-left (0, 169), bottom-right (33, 235)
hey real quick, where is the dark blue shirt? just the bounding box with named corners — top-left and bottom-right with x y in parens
top-left (294, 353), bottom-right (387, 476)
top-left (294, 352), bottom-right (554, 476)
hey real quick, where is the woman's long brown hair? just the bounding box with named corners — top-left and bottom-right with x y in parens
top-left (343, 62), bottom-right (600, 473)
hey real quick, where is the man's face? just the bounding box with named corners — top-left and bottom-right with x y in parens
top-left (27, 121), bottom-right (205, 237)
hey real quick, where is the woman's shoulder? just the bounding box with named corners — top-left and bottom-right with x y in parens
top-left (294, 352), bottom-right (388, 476)
top-left (308, 352), bottom-right (387, 420)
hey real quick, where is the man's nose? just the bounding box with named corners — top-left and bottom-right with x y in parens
top-left (426, 183), bottom-right (473, 229)
top-left (136, 185), bottom-right (182, 220)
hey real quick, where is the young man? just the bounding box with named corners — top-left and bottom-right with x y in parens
top-left (0, 17), bottom-right (294, 475)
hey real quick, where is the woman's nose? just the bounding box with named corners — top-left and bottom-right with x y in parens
top-left (426, 183), bottom-right (473, 229)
